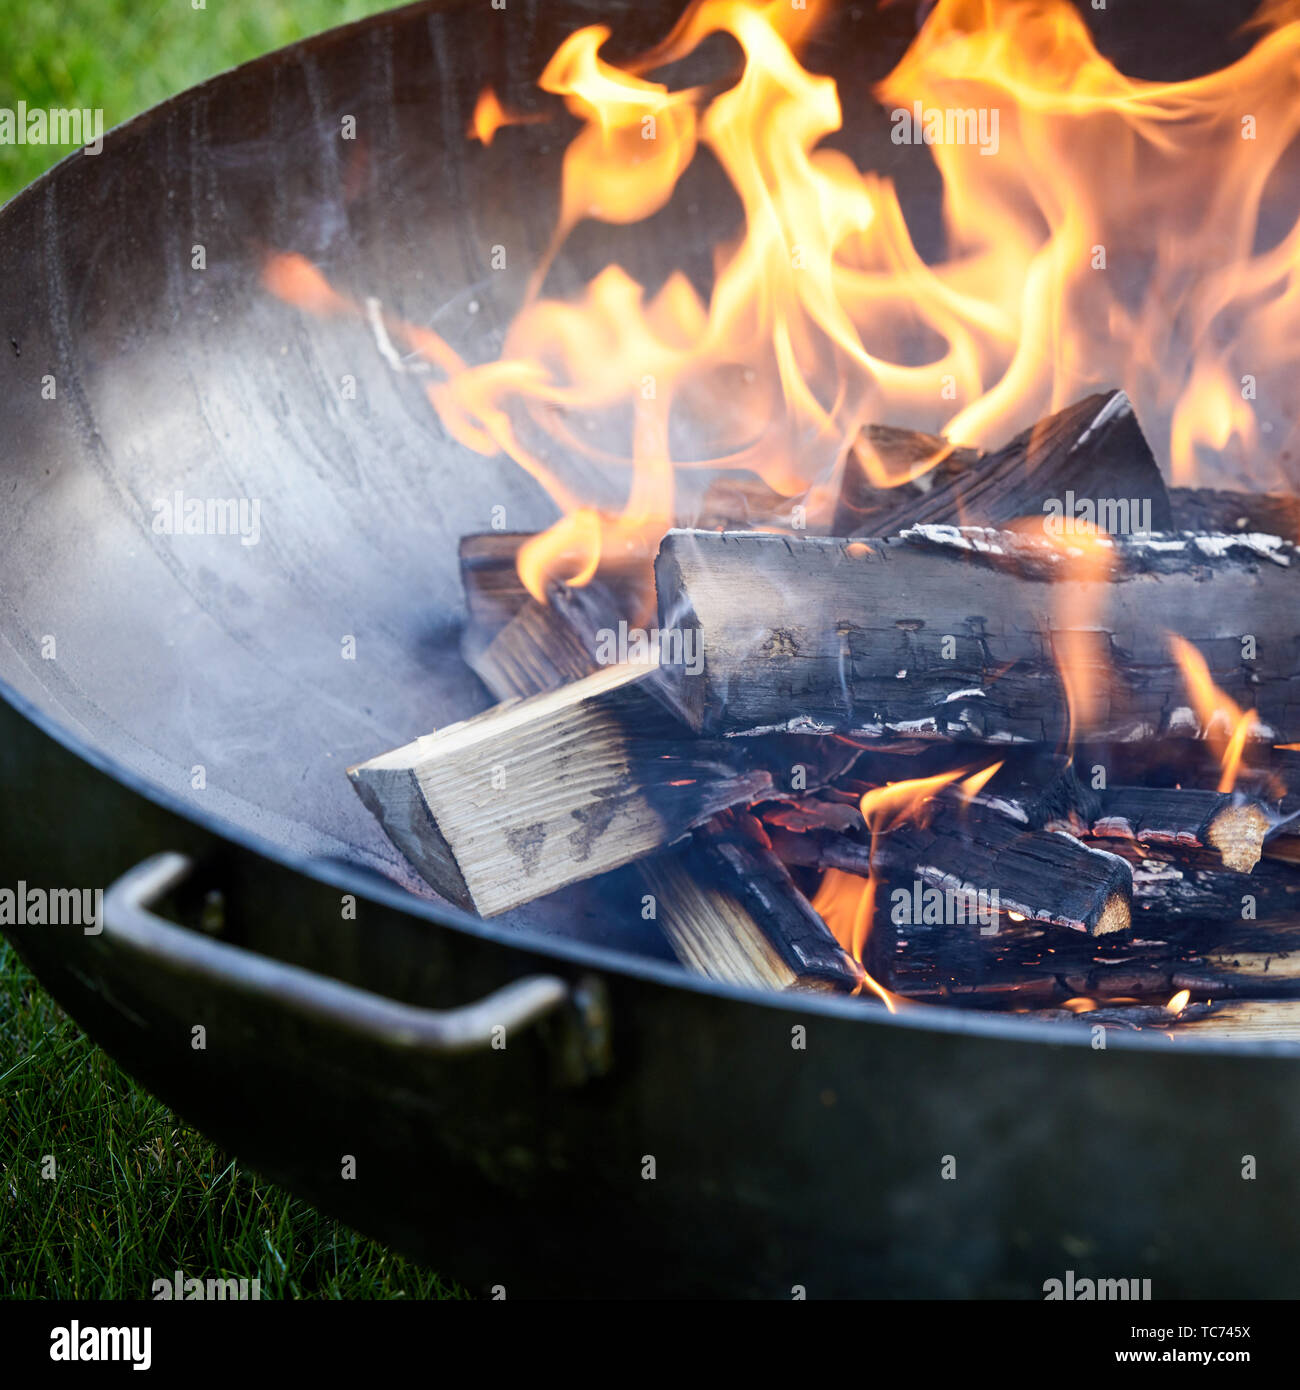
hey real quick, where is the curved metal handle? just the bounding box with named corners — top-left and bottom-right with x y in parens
top-left (101, 852), bottom-right (576, 1056)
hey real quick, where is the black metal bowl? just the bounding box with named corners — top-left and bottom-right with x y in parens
top-left (3, 0), bottom-right (1296, 1297)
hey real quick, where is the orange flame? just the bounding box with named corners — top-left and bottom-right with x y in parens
top-left (268, 0), bottom-right (1300, 601)
top-left (1168, 634), bottom-right (1258, 792)
top-left (467, 88), bottom-right (544, 146)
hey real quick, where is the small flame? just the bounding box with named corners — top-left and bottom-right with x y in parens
top-left (1168, 634), bottom-right (1257, 792)
top-left (467, 87), bottom-right (543, 146)
top-left (1166, 988), bottom-right (1191, 1015)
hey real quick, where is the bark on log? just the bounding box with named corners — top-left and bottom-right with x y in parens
top-left (792, 800), bottom-right (1133, 936)
top-left (655, 526), bottom-right (1300, 744)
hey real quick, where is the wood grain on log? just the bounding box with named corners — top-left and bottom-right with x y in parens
top-left (349, 663), bottom-right (772, 917)
top-left (656, 526), bottom-right (1300, 744)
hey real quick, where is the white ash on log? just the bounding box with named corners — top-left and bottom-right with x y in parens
top-left (833, 391), bottom-right (1171, 539)
top-left (1091, 787), bottom-right (1273, 873)
top-left (349, 663), bottom-right (773, 917)
top-left (655, 526), bottom-right (1300, 743)
top-left (1108, 850), bottom-right (1300, 927)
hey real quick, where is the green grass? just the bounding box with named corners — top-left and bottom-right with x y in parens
top-left (0, 939), bottom-right (463, 1298)
top-left (0, 0), bottom-right (463, 1298)
top-left (0, 0), bottom-right (404, 204)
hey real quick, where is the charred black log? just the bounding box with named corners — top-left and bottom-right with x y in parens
top-left (791, 800), bottom-right (1133, 937)
top-left (1092, 786), bottom-right (1273, 873)
top-left (655, 526), bottom-right (1300, 744)
top-left (833, 391), bottom-right (1171, 539)
top-left (642, 815), bottom-right (862, 992)
top-left (1169, 488), bottom-right (1300, 540)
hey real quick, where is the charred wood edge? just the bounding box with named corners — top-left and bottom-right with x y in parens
top-left (1091, 786), bottom-right (1273, 873)
top-left (641, 818), bottom-right (862, 992)
top-left (456, 539), bottom-right (860, 989)
top-left (1019, 999), bottom-right (1300, 1037)
top-left (777, 797), bottom-right (1132, 937)
top-left (1093, 841), bottom-right (1300, 924)
top-left (1169, 487), bottom-right (1300, 540)
top-left (654, 525), bottom-right (1300, 742)
top-left (348, 662), bottom-right (775, 918)
top-left (871, 893), bottom-right (1300, 1007)
top-left (833, 390), bottom-right (1172, 539)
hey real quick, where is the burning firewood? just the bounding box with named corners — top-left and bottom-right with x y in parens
top-left (642, 817), bottom-right (862, 992)
top-left (448, 537), bottom-right (861, 987)
top-left (1090, 786), bottom-right (1273, 873)
top-left (1022, 999), bottom-right (1300, 1039)
top-left (778, 798), bottom-right (1132, 937)
top-left (833, 390), bottom-right (1171, 540)
top-left (1169, 488), bottom-right (1300, 540)
top-left (655, 526), bottom-right (1300, 744)
top-left (348, 663), bottom-right (774, 917)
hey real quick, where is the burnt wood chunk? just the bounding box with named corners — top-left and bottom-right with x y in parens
top-left (642, 820), bottom-right (862, 992)
top-left (655, 526), bottom-right (1300, 743)
top-left (456, 540), bottom-right (857, 989)
top-left (834, 391), bottom-right (1171, 539)
top-left (1092, 787), bottom-right (1273, 873)
top-left (349, 663), bottom-right (771, 918)
top-left (817, 801), bottom-right (1132, 937)
top-left (1169, 488), bottom-right (1300, 540)
top-left (1024, 999), bottom-right (1300, 1038)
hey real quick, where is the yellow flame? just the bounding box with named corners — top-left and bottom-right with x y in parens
top-left (268, 0), bottom-right (1300, 600)
top-left (1168, 634), bottom-right (1257, 792)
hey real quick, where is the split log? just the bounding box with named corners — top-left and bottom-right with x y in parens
top-left (641, 817), bottom-right (862, 992)
top-left (833, 391), bottom-right (1171, 539)
top-left (1169, 488), bottom-right (1300, 541)
top-left (349, 663), bottom-right (773, 917)
top-left (1091, 787), bottom-right (1273, 873)
top-left (457, 539), bottom-right (859, 988)
top-left (655, 526), bottom-right (1300, 743)
top-left (790, 800), bottom-right (1133, 936)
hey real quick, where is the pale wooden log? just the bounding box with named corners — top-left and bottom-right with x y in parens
top-left (349, 663), bottom-right (771, 918)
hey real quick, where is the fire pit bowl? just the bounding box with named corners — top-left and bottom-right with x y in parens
top-left (3, 0), bottom-right (1298, 1297)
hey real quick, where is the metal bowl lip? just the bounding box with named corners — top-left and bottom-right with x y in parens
top-left (3, 3), bottom-right (1297, 1063)
top-left (9, 669), bottom-right (1300, 1061)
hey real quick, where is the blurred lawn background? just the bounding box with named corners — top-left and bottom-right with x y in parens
top-left (0, 0), bottom-right (401, 202)
top-left (0, 0), bottom-right (462, 1299)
